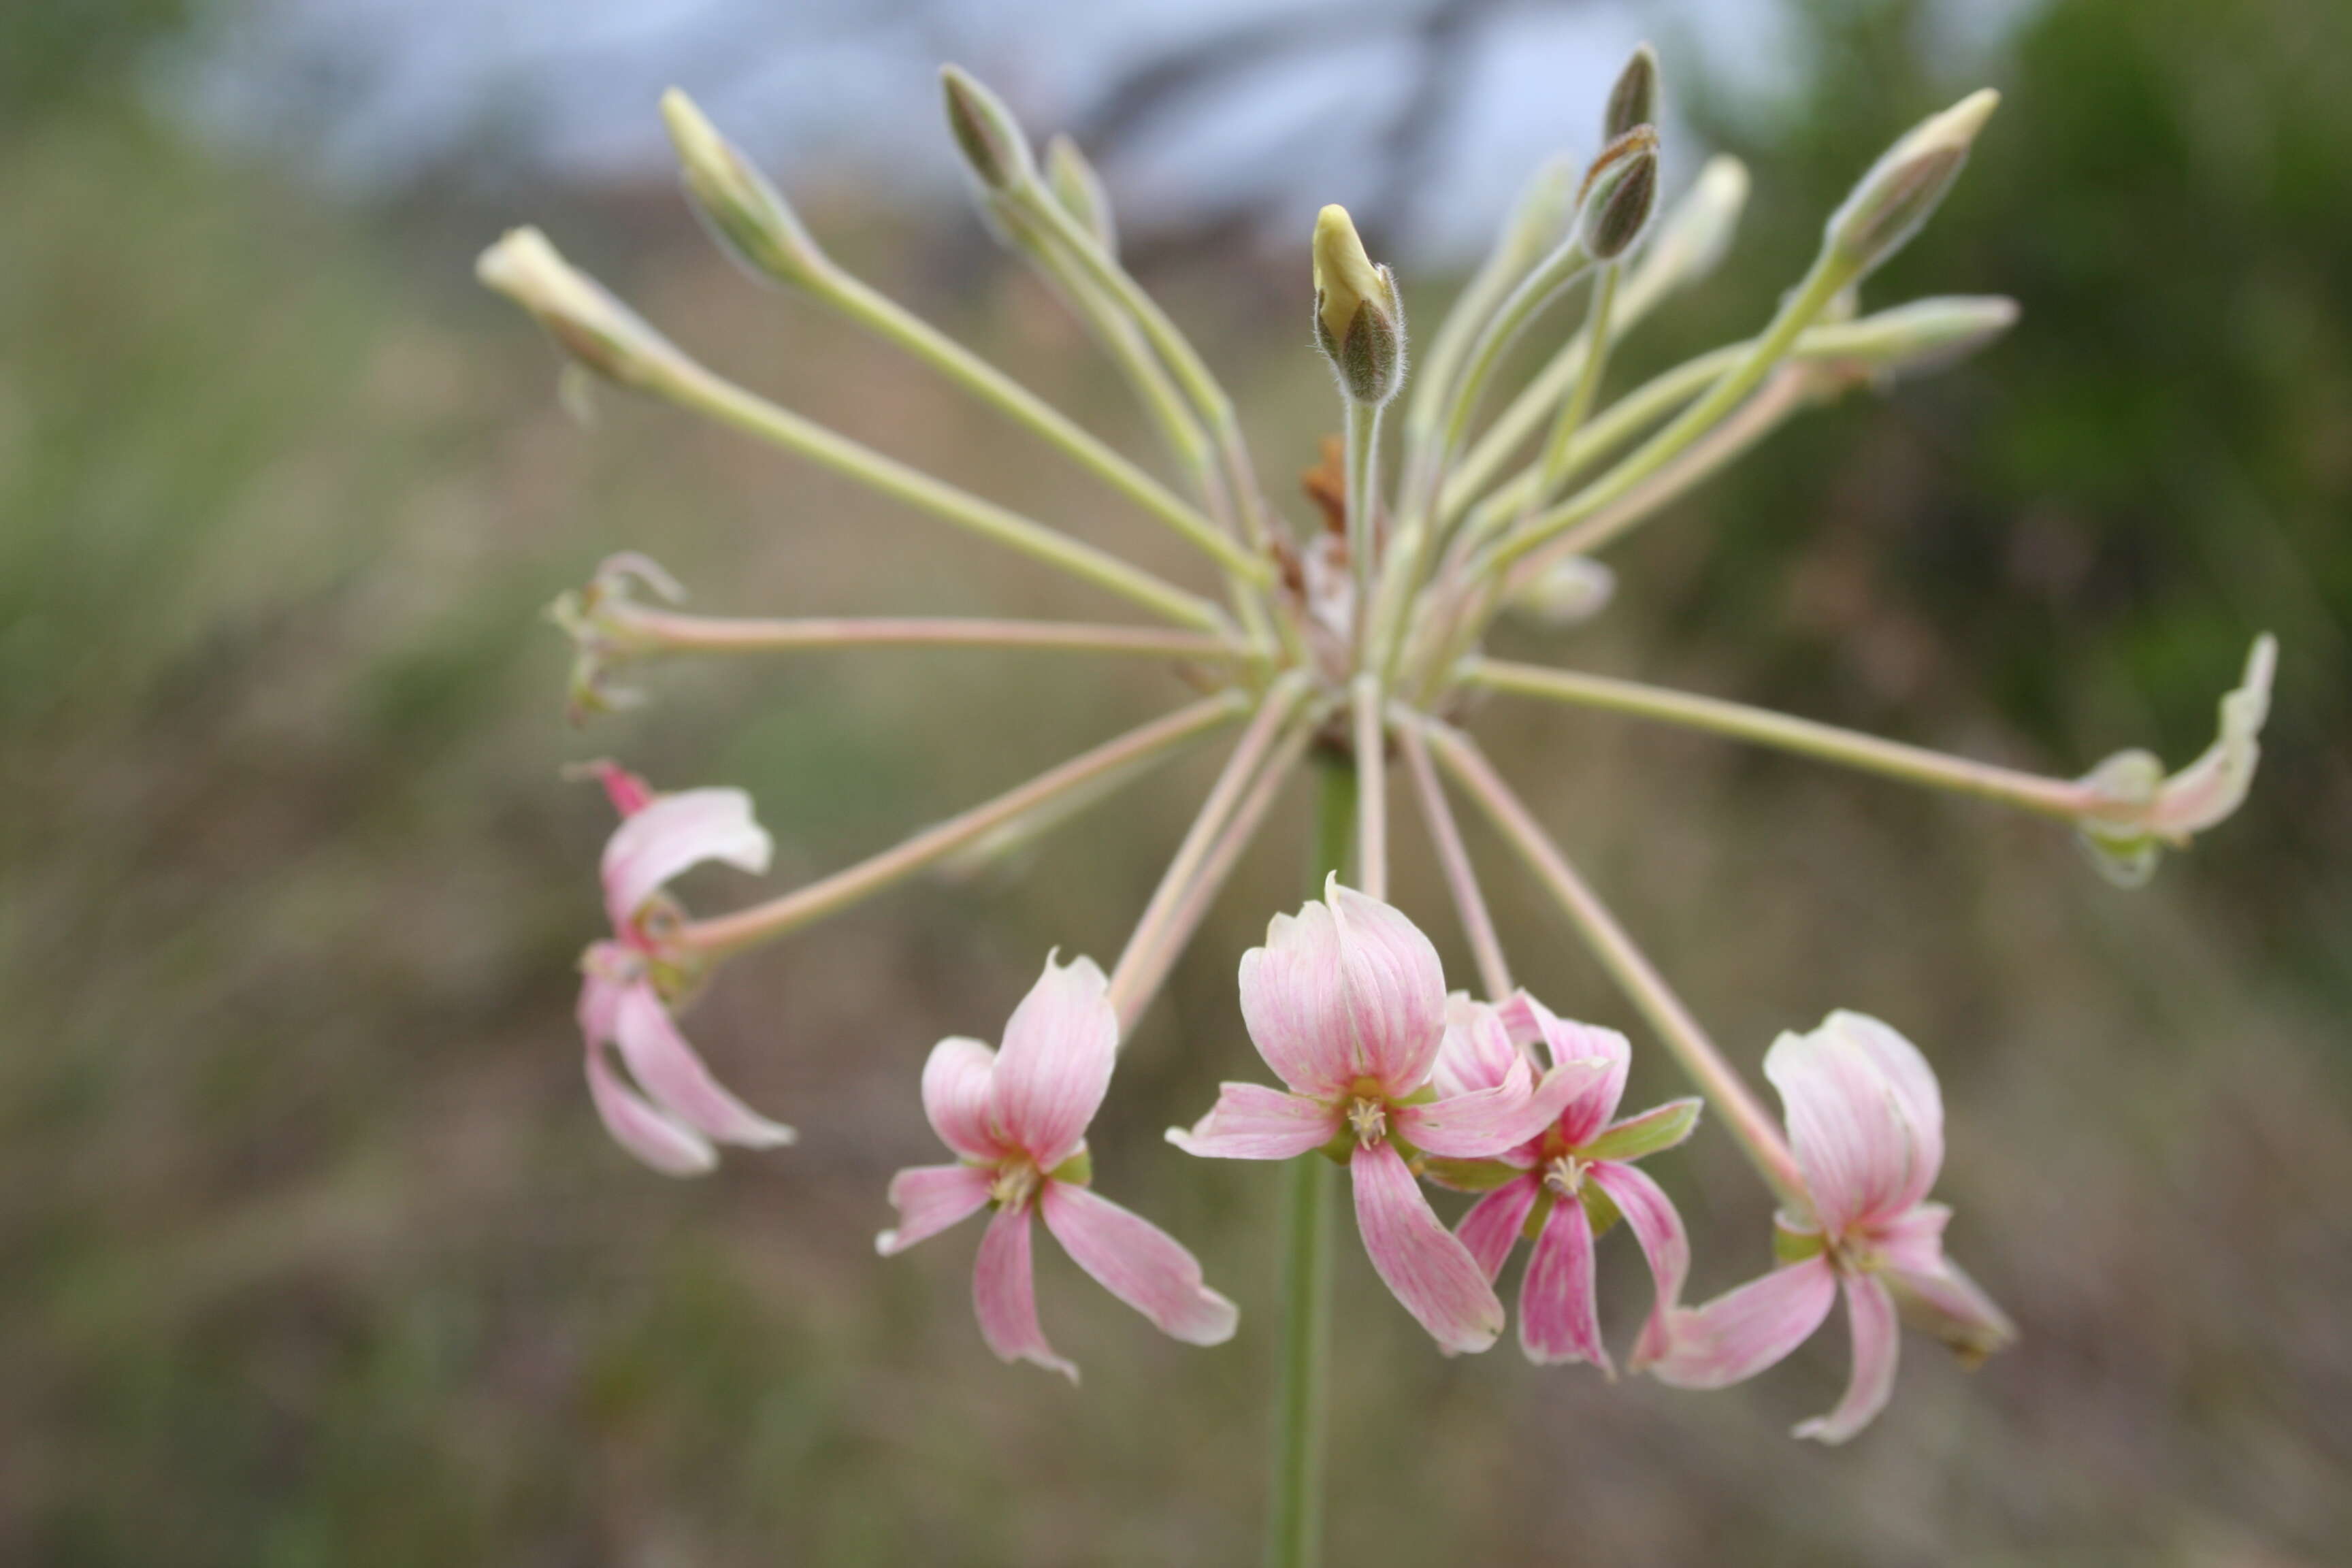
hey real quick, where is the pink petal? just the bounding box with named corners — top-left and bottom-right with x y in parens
top-left (1502, 992), bottom-right (1630, 1145)
top-left (921, 1036), bottom-right (1002, 1161)
top-left (1326, 879), bottom-right (1450, 1094)
top-left (1586, 1161), bottom-right (1690, 1368)
top-left (1040, 1182), bottom-right (1238, 1346)
top-left (1350, 1140), bottom-right (1505, 1354)
top-left (1644, 1255), bottom-right (1838, 1389)
top-left (585, 1039), bottom-right (715, 1176)
top-left (972, 1203), bottom-right (1077, 1382)
top-left (576, 947), bottom-right (632, 1044)
top-left (602, 785), bottom-right (772, 932)
top-left (987, 953), bottom-right (1117, 1168)
top-left (876, 1163), bottom-right (994, 1255)
top-left (612, 981), bottom-right (795, 1149)
top-left (1166, 1083), bottom-right (1341, 1160)
top-left (2148, 632), bottom-right (2275, 837)
top-left (1873, 1200), bottom-right (1950, 1273)
top-left (1520, 1197), bottom-right (1609, 1372)
top-left (1456, 1175), bottom-right (1541, 1282)
top-left (1431, 995), bottom-right (1523, 1099)
top-left (1763, 1011), bottom-right (1942, 1235)
top-left (589, 760), bottom-right (656, 818)
top-left (1239, 900), bottom-right (1360, 1098)
top-left (1396, 1058), bottom-right (1602, 1160)
top-left (1795, 1272), bottom-right (1901, 1444)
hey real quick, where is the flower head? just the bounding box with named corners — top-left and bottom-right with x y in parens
top-left (879, 953), bottom-right (1237, 1380)
top-left (578, 764), bottom-right (794, 1174)
top-left (1644, 1012), bottom-right (2012, 1442)
top-left (1171, 881), bottom-right (1599, 1352)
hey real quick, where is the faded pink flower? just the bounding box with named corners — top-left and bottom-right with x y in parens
top-left (879, 953), bottom-right (1238, 1381)
top-left (1441, 992), bottom-right (1699, 1371)
top-left (1170, 879), bottom-right (1598, 1353)
top-left (578, 762), bottom-right (795, 1175)
top-left (1643, 1011), bottom-right (2013, 1443)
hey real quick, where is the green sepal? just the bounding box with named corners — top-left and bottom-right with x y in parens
top-left (1773, 1215), bottom-right (1827, 1265)
top-left (1578, 1181), bottom-right (1624, 1239)
top-left (1420, 1157), bottom-right (1524, 1194)
top-left (1579, 1098), bottom-right (1702, 1163)
top-left (1047, 1149), bottom-right (1092, 1187)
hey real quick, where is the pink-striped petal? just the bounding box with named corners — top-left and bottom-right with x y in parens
top-left (1350, 1139), bottom-right (1505, 1354)
top-left (1431, 995), bottom-right (1522, 1098)
top-left (1520, 1197), bottom-right (1609, 1372)
top-left (1397, 1058), bottom-right (1603, 1160)
top-left (612, 981), bottom-right (795, 1149)
top-left (876, 1162), bottom-right (994, 1256)
top-left (921, 1036), bottom-right (1002, 1160)
top-left (1794, 1272), bottom-right (1901, 1443)
top-left (1503, 992), bottom-right (1631, 1145)
top-left (988, 953), bottom-right (1117, 1168)
top-left (1166, 1083), bottom-right (1341, 1160)
top-left (1040, 1181), bottom-right (1238, 1346)
top-left (1239, 901), bottom-right (1358, 1098)
top-left (585, 1040), bottom-right (715, 1176)
top-left (1764, 1012), bottom-right (1941, 1235)
top-left (1326, 879), bottom-right (1449, 1093)
top-left (1586, 1160), bottom-right (1690, 1368)
top-left (1456, 1175), bottom-right (1541, 1282)
top-left (1644, 1255), bottom-right (1838, 1389)
top-left (602, 785), bottom-right (772, 932)
top-left (972, 1203), bottom-right (1077, 1382)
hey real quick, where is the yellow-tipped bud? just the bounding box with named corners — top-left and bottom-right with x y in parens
top-left (660, 88), bottom-right (829, 287)
top-left (1312, 203), bottom-right (1405, 406)
top-left (941, 65), bottom-right (1035, 193)
top-left (1826, 88), bottom-right (1999, 278)
top-left (1044, 133), bottom-right (1117, 255)
top-left (475, 227), bottom-right (687, 391)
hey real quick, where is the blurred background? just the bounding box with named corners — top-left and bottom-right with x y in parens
top-left (3, 0), bottom-right (2348, 1561)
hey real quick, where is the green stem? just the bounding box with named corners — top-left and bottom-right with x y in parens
top-left (1267, 757), bottom-right (1355, 1568)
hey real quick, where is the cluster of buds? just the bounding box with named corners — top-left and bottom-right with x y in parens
top-left (480, 42), bottom-right (2272, 1462)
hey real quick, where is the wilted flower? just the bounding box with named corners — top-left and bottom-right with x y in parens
top-left (879, 955), bottom-right (1237, 1380)
top-left (1643, 1012), bottom-right (2012, 1443)
top-left (2076, 634), bottom-right (2277, 885)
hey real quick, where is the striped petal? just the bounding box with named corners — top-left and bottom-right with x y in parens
top-left (973, 1203), bottom-right (1077, 1382)
top-left (1644, 1255), bottom-right (1838, 1390)
top-left (876, 1162), bottom-right (994, 1256)
top-left (1041, 1181), bottom-right (1238, 1346)
top-left (1795, 1272), bottom-right (1901, 1443)
top-left (612, 981), bottom-right (795, 1149)
top-left (989, 953), bottom-right (1118, 1168)
top-left (1587, 1160), bottom-right (1690, 1368)
top-left (921, 1036), bottom-right (1002, 1161)
top-left (601, 785), bottom-right (772, 932)
top-left (1520, 1198), bottom-right (1608, 1371)
top-left (1350, 1139), bottom-right (1505, 1354)
top-left (1167, 1083), bottom-right (1341, 1160)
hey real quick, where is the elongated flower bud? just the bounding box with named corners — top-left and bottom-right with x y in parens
top-left (661, 88), bottom-right (830, 288)
top-left (941, 65), bottom-right (1036, 193)
top-left (1825, 88), bottom-right (1999, 278)
top-left (1508, 555), bottom-right (1616, 627)
top-left (1637, 154), bottom-right (1749, 293)
top-left (1803, 295), bottom-right (2019, 379)
top-left (1044, 133), bottom-right (1117, 256)
top-left (1575, 125), bottom-right (1660, 261)
top-left (1312, 203), bottom-right (1406, 406)
top-left (1603, 44), bottom-right (1659, 141)
top-left (476, 227), bottom-right (687, 391)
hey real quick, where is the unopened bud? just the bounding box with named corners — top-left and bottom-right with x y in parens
top-left (1638, 154), bottom-right (1749, 291)
top-left (1575, 125), bottom-right (1660, 261)
top-left (1493, 153), bottom-right (1580, 274)
top-left (1044, 134), bottom-right (1118, 256)
top-left (1802, 295), bottom-right (2019, 380)
top-left (476, 227), bottom-right (687, 391)
top-left (941, 65), bottom-right (1035, 193)
top-left (1825, 88), bottom-right (1998, 278)
top-left (1508, 556), bottom-right (1616, 627)
top-left (660, 88), bottom-right (830, 288)
top-left (1603, 44), bottom-right (1659, 141)
top-left (1312, 203), bottom-right (1406, 406)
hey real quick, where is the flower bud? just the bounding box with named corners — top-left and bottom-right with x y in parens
top-left (941, 65), bottom-right (1036, 193)
top-left (1312, 203), bottom-right (1406, 406)
top-left (476, 227), bottom-right (688, 391)
top-left (1602, 44), bottom-right (1659, 141)
top-left (1638, 154), bottom-right (1749, 292)
top-left (1493, 153), bottom-right (1581, 273)
top-left (1803, 295), bottom-right (2019, 380)
top-left (1575, 125), bottom-right (1660, 262)
top-left (1507, 556), bottom-right (1616, 628)
top-left (1825, 88), bottom-right (1998, 278)
top-left (660, 88), bottom-right (830, 288)
top-left (1044, 133), bottom-right (1118, 256)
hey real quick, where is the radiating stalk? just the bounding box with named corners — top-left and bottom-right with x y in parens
top-left (1396, 719), bottom-right (1512, 1000)
top-left (614, 610), bottom-right (1249, 662)
top-left (1267, 757), bottom-right (1355, 1568)
top-left (1351, 675), bottom-right (1388, 900)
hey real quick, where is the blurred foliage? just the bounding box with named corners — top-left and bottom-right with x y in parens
top-left (0, 0), bottom-right (196, 131)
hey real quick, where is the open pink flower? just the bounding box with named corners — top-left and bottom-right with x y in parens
top-left (879, 953), bottom-right (1237, 1381)
top-left (1643, 1011), bottom-right (2013, 1442)
top-left (1170, 878), bottom-right (1598, 1353)
top-left (1442, 992), bottom-right (1699, 1371)
top-left (578, 762), bottom-right (795, 1175)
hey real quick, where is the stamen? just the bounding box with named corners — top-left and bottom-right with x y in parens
top-left (1543, 1154), bottom-right (1588, 1197)
top-left (989, 1162), bottom-right (1041, 1211)
top-left (1346, 1097), bottom-right (1388, 1147)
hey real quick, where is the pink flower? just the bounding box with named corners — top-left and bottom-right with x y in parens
top-left (1169, 878), bottom-right (1598, 1353)
top-left (878, 953), bottom-right (1238, 1381)
top-left (577, 762), bottom-right (795, 1175)
top-left (1643, 1011), bottom-right (2014, 1443)
top-left (1441, 992), bottom-right (1699, 1371)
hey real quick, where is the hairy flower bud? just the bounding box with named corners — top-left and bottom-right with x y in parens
top-left (1312, 203), bottom-right (1406, 406)
top-left (1825, 88), bottom-right (1999, 278)
top-left (1508, 556), bottom-right (1617, 628)
top-left (1044, 133), bottom-right (1118, 256)
top-left (1602, 44), bottom-right (1659, 141)
top-left (660, 88), bottom-right (830, 288)
top-left (476, 227), bottom-right (688, 391)
top-left (1575, 125), bottom-right (1660, 261)
top-left (1803, 295), bottom-right (2020, 380)
top-left (1637, 154), bottom-right (1749, 293)
top-left (941, 65), bottom-right (1036, 193)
